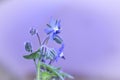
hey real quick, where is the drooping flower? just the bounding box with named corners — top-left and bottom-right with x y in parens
top-left (24, 42), bottom-right (32, 52)
top-left (44, 19), bottom-right (61, 38)
top-left (29, 27), bottom-right (37, 36)
top-left (55, 43), bottom-right (65, 61)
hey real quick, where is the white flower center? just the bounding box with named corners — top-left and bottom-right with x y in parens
top-left (60, 52), bottom-right (64, 57)
top-left (53, 26), bottom-right (59, 31)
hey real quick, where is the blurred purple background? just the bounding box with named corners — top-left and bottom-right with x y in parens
top-left (0, 0), bottom-right (120, 80)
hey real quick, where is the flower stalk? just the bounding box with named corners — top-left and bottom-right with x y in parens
top-left (36, 61), bottom-right (41, 80)
top-left (36, 33), bottom-right (41, 46)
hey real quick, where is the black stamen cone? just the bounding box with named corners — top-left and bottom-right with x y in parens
top-left (61, 56), bottom-right (65, 60)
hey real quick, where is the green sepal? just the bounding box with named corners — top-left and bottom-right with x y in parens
top-left (53, 35), bottom-right (63, 44)
top-left (46, 48), bottom-right (57, 60)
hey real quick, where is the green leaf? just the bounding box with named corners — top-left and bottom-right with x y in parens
top-left (41, 63), bottom-right (64, 80)
top-left (55, 67), bottom-right (61, 70)
top-left (60, 71), bottom-right (74, 79)
top-left (53, 35), bottom-right (63, 44)
top-left (42, 72), bottom-right (56, 80)
top-left (41, 63), bottom-right (74, 80)
top-left (23, 49), bottom-right (40, 59)
top-left (54, 70), bottom-right (64, 80)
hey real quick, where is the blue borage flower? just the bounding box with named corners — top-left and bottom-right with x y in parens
top-left (44, 18), bottom-right (65, 61)
top-left (44, 19), bottom-right (61, 39)
top-left (55, 43), bottom-right (65, 61)
top-left (24, 18), bottom-right (74, 80)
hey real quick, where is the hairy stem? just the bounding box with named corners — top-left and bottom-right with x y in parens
top-left (36, 61), bottom-right (42, 80)
top-left (34, 59), bottom-right (37, 69)
top-left (42, 36), bottom-right (50, 45)
top-left (36, 33), bottom-right (41, 46)
top-left (30, 51), bottom-right (37, 72)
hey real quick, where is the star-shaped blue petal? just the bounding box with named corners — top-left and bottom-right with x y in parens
top-left (45, 19), bottom-right (61, 35)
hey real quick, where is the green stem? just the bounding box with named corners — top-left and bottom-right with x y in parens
top-left (36, 61), bottom-right (42, 80)
top-left (34, 59), bottom-right (37, 70)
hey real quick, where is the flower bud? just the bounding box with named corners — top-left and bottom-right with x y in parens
top-left (24, 42), bottom-right (32, 52)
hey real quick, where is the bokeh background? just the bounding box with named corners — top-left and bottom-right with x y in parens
top-left (0, 0), bottom-right (120, 80)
